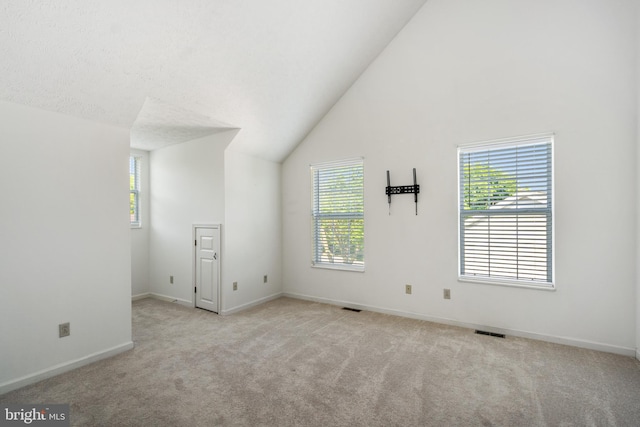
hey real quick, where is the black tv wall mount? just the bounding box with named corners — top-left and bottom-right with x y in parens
top-left (385, 168), bottom-right (420, 215)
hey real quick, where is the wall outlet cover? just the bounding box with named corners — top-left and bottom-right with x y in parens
top-left (59, 322), bottom-right (70, 338)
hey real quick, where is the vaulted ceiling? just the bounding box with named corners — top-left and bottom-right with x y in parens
top-left (0, 0), bottom-right (427, 161)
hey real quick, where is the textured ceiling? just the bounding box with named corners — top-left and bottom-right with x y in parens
top-left (131, 98), bottom-right (237, 151)
top-left (0, 0), bottom-right (427, 161)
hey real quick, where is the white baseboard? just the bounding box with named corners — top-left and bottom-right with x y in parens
top-left (132, 292), bottom-right (192, 308)
top-left (283, 292), bottom-right (636, 358)
top-left (147, 292), bottom-right (193, 308)
top-left (0, 342), bottom-right (134, 396)
top-left (222, 292), bottom-right (283, 315)
top-left (132, 292), bottom-right (150, 301)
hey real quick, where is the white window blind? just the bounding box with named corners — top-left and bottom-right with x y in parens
top-left (458, 135), bottom-right (553, 287)
top-left (130, 156), bottom-right (141, 227)
top-left (311, 159), bottom-right (364, 270)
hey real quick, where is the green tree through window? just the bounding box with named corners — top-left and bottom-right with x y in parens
top-left (458, 137), bottom-right (553, 286)
top-left (311, 159), bottom-right (364, 269)
top-left (130, 156), bottom-right (140, 227)
top-left (462, 163), bottom-right (517, 210)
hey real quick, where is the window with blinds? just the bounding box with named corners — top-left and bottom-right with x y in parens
top-left (458, 135), bottom-right (553, 288)
top-left (311, 158), bottom-right (364, 271)
top-left (130, 156), bottom-right (141, 227)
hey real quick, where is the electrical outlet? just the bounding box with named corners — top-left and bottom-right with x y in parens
top-left (444, 289), bottom-right (451, 299)
top-left (59, 322), bottom-right (70, 338)
top-left (170, 275), bottom-right (174, 284)
top-left (405, 284), bottom-right (412, 294)
top-left (263, 275), bottom-right (268, 283)
top-left (233, 282), bottom-right (238, 291)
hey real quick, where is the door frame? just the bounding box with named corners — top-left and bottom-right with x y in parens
top-left (192, 224), bottom-right (221, 313)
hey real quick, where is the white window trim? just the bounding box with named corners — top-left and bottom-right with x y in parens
top-left (130, 156), bottom-right (141, 229)
top-left (457, 133), bottom-right (555, 290)
top-left (311, 263), bottom-right (365, 273)
top-left (310, 157), bottom-right (365, 272)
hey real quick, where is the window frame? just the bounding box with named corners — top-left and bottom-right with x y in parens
top-left (130, 156), bottom-right (141, 228)
top-left (310, 158), bottom-right (365, 272)
top-left (457, 134), bottom-right (555, 290)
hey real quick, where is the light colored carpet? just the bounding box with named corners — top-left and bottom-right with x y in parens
top-left (2, 297), bottom-right (640, 426)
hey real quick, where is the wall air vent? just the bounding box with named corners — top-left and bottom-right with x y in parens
top-left (475, 330), bottom-right (505, 339)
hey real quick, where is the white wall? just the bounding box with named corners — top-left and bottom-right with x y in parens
top-left (636, 3), bottom-right (640, 362)
top-left (148, 131), bottom-right (236, 305)
top-left (0, 101), bottom-right (133, 392)
top-left (283, 0), bottom-right (638, 355)
top-left (131, 148), bottom-right (150, 298)
top-left (222, 146), bottom-right (282, 313)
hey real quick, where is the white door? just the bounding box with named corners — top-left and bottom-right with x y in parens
top-left (194, 226), bottom-right (220, 313)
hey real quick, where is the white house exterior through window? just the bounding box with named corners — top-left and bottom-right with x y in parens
top-left (458, 134), bottom-right (554, 288)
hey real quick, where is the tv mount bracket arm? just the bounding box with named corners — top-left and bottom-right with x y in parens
top-left (385, 168), bottom-right (420, 215)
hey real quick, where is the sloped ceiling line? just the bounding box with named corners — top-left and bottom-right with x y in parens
top-left (130, 97), bottom-right (239, 151)
top-left (0, 0), bottom-right (428, 161)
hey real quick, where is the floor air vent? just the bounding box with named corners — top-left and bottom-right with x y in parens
top-left (342, 307), bottom-right (361, 312)
top-left (475, 330), bottom-right (505, 339)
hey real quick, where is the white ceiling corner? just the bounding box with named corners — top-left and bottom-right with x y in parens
top-left (130, 98), bottom-right (238, 151)
top-left (0, 0), bottom-right (428, 161)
